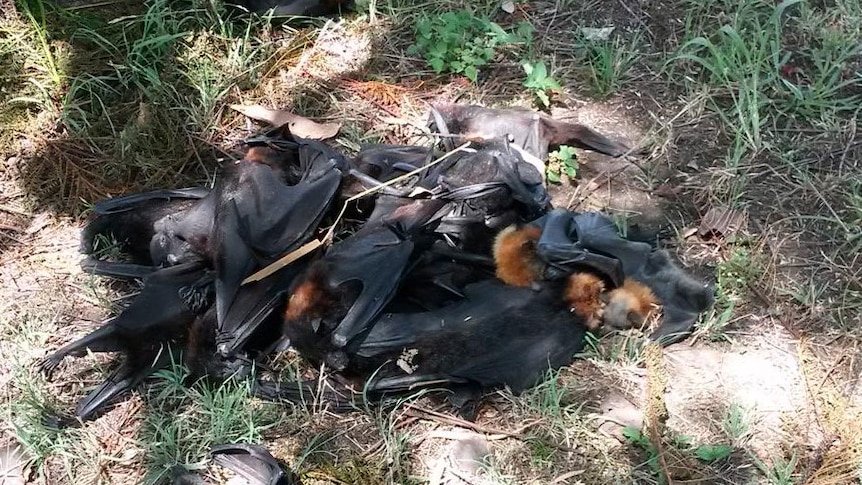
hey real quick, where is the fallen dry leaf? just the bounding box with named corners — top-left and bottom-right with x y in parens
top-left (230, 104), bottom-right (341, 140)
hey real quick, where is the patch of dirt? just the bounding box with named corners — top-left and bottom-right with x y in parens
top-left (663, 330), bottom-right (808, 460)
top-left (547, 101), bottom-right (666, 226)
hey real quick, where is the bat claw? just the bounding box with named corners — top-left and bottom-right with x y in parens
top-left (35, 354), bottom-right (62, 380)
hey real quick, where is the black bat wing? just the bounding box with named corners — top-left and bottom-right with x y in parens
top-left (353, 144), bottom-right (433, 179)
top-left (81, 188), bottom-right (210, 264)
top-left (634, 250), bottom-right (716, 345)
top-left (75, 342), bottom-right (178, 421)
top-left (253, 378), bottom-right (361, 413)
top-left (212, 152), bottom-right (344, 333)
top-left (533, 209), bottom-right (654, 286)
top-left (323, 225), bottom-right (419, 349)
top-left (234, 0), bottom-right (352, 17)
top-left (37, 262), bottom-right (213, 378)
top-left (80, 257), bottom-right (157, 280)
top-left (215, 257), bottom-right (310, 356)
top-left (383, 244), bottom-right (494, 312)
top-left (232, 162), bottom-right (342, 257)
top-left (90, 188), bottom-right (210, 215)
top-left (213, 197), bottom-right (258, 328)
top-left (210, 444), bottom-right (294, 485)
top-left (356, 280), bottom-right (586, 394)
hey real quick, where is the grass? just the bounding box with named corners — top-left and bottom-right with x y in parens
top-left (578, 28), bottom-right (643, 98)
top-left (695, 241), bottom-right (766, 342)
top-left (1, 0), bottom-right (861, 483)
top-left (720, 403), bottom-right (752, 446)
top-left (139, 360), bottom-right (282, 484)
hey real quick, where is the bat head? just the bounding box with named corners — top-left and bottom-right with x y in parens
top-left (564, 272), bottom-right (606, 330)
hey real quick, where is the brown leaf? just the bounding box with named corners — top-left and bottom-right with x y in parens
top-left (698, 207), bottom-right (749, 240)
top-left (230, 104), bottom-right (341, 140)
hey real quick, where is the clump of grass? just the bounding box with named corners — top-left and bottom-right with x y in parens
top-left (697, 241), bottom-right (765, 341)
top-left (721, 403), bottom-right (753, 446)
top-left (0, 1), bottom-right (65, 152)
top-left (754, 453), bottom-right (799, 485)
top-left (506, 368), bottom-right (601, 475)
top-left (670, 0), bottom-right (861, 156)
top-left (577, 29), bottom-right (642, 98)
top-left (9, 0), bottom-right (281, 211)
top-left (139, 360), bottom-right (282, 484)
top-left (8, 364), bottom-right (70, 474)
top-left (368, 395), bottom-right (421, 484)
top-left (582, 331), bottom-right (649, 365)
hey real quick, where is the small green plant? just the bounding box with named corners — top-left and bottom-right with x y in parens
top-left (623, 427), bottom-right (661, 476)
top-left (409, 10), bottom-right (532, 82)
top-left (718, 244), bottom-right (764, 297)
top-left (696, 242), bottom-right (764, 341)
top-left (624, 426), bottom-right (734, 481)
top-left (754, 453), bottom-right (799, 485)
top-left (722, 402), bottom-right (752, 444)
top-left (522, 60), bottom-right (561, 107)
top-left (694, 444), bottom-right (733, 462)
top-left (546, 145), bottom-right (578, 184)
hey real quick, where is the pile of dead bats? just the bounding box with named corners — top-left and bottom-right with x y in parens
top-left (38, 103), bottom-right (715, 425)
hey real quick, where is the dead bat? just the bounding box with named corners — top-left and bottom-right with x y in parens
top-left (343, 144), bottom-right (436, 198)
top-left (491, 208), bottom-right (714, 340)
top-left (429, 102), bottom-right (630, 161)
top-left (260, 275), bottom-right (590, 418)
top-left (80, 187), bottom-right (212, 267)
top-left (281, 195), bottom-right (447, 371)
top-left (422, 140), bottom-right (551, 254)
top-left (37, 261), bottom-right (214, 420)
top-left (211, 136), bottom-right (348, 347)
top-left (344, 276), bottom-right (588, 401)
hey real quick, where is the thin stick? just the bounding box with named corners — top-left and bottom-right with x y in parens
top-left (402, 404), bottom-right (575, 453)
top-left (241, 238), bottom-right (323, 285)
top-left (241, 142), bottom-right (472, 285)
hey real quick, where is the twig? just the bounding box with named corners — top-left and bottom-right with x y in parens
top-left (401, 404), bottom-right (575, 453)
